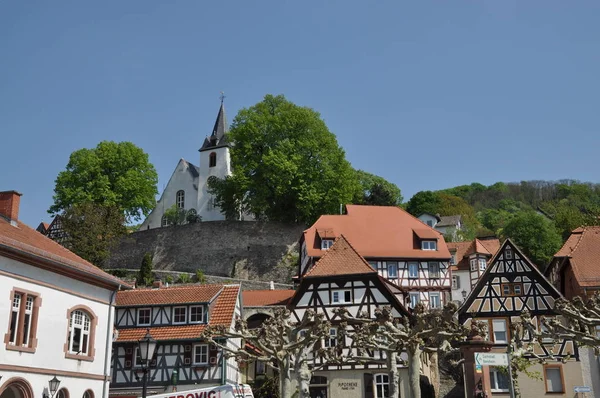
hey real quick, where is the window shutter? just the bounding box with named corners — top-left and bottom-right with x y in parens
top-left (183, 344), bottom-right (192, 366)
top-left (209, 343), bottom-right (219, 366)
top-left (124, 345), bottom-right (133, 369)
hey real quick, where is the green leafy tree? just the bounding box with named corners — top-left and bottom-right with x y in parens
top-left (502, 212), bottom-right (562, 267)
top-left (405, 191), bottom-right (442, 217)
top-left (137, 252), bottom-right (154, 286)
top-left (353, 170), bottom-right (403, 206)
top-left (49, 141), bottom-right (158, 222)
top-left (208, 94), bottom-right (359, 224)
top-left (163, 205), bottom-right (187, 226)
top-left (61, 202), bottom-right (127, 267)
top-left (195, 269), bottom-right (207, 284)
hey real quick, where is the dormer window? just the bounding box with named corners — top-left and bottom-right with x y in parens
top-left (505, 248), bottom-right (513, 259)
top-left (321, 239), bottom-right (334, 250)
top-left (421, 240), bottom-right (437, 251)
top-left (138, 308), bottom-right (151, 326)
top-left (450, 252), bottom-right (456, 265)
top-left (478, 259), bottom-right (487, 271)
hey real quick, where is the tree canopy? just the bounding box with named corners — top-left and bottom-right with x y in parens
top-left (353, 170), bottom-right (403, 206)
top-left (49, 141), bottom-right (158, 222)
top-left (208, 94), bottom-right (359, 224)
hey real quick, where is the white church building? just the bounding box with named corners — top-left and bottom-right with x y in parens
top-left (140, 100), bottom-right (233, 230)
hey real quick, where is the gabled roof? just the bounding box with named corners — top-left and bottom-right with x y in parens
top-left (436, 215), bottom-right (462, 227)
top-left (200, 101), bottom-right (229, 151)
top-left (0, 217), bottom-right (128, 289)
top-left (242, 289), bottom-right (295, 307)
top-left (116, 284), bottom-right (224, 306)
top-left (459, 239), bottom-right (562, 320)
top-left (303, 205), bottom-right (450, 260)
top-left (550, 226), bottom-right (600, 287)
top-left (115, 284), bottom-right (240, 342)
top-left (304, 235), bottom-right (377, 278)
top-left (447, 238), bottom-right (500, 271)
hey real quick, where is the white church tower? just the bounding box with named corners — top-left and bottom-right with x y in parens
top-left (197, 97), bottom-right (232, 221)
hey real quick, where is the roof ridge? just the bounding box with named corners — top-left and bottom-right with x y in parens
top-left (304, 234), bottom-right (375, 277)
top-left (566, 227), bottom-right (588, 257)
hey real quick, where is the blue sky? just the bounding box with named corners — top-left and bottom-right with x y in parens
top-left (2, 1), bottom-right (600, 227)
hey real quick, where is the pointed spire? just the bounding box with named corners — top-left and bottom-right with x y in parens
top-left (200, 94), bottom-right (230, 152)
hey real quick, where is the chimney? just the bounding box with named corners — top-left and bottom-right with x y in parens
top-left (269, 281), bottom-right (275, 290)
top-left (0, 191), bottom-right (22, 226)
top-left (152, 280), bottom-right (164, 289)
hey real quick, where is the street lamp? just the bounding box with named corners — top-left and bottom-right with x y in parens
top-left (49, 376), bottom-right (61, 398)
top-left (137, 329), bottom-right (157, 398)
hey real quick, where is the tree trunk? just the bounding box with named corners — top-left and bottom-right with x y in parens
top-left (295, 360), bottom-right (311, 398)
top-left (408, 346), bottom-right (422, 398)
top-left (387, 352), bottom-right (400, 398)
top-left (429, 351), bottom-right (439, 398)
top-left (279, 361), bottom-right (295, 398)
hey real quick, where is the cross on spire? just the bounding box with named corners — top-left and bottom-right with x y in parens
top-left (219, 91), bottom-right (226, 103)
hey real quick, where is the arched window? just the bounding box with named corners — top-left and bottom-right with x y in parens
top-left (64, 306), bottom-right (97, 361)
top-left (161, 215), bottom-right (168, 227)
top-left (209, 152), bottom-right (217, 168)
top-left (56, 388), bottom-right (69, 398)
top-left (176, 190), bottom-right (185, 209)
top-left (83, 390), bottom-right (94, 398)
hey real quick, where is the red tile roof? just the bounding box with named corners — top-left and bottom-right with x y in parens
top-left (304, 205), bottom-right (450, 260)
top-left (0, 217), bottom-right (127, 289)
top-left (447, 238), bottom-right (500, 271)
top-left (116, 285), bottom-right (240, 342)
top-left (116, 284), bottom-right (224, 306)
top-left (242, 289), bottom-right (295, 307)
top-left (304, 235), bottom-right (376, 278)
top-left (553, 226), bottom-right (600, 287)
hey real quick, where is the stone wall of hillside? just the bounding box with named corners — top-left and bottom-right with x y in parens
top-left (105, 221), bottom-right (306, 283)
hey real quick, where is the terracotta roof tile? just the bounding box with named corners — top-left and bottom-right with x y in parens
top-left (304, 235), bottom-right (376, 278)
top-left (0, 217), bottom-right (127, 288)
top-left (242, 290), bottom-right (295, 307)
top-left (304, 205), bottom-right (450, 260)
top-left (447, 238), bottom-right (500, 271)
top-left (116, 285), bottom-right (240, 342)
top-left (116, 284), bottom-right (225, 306)
top-left (554, 226), bottom-right (600, 287)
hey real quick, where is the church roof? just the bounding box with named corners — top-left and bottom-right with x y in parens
top-left (200, 101), bottom-right (229, 151)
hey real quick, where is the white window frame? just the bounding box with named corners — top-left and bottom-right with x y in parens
top-left (190, 305), bottom-right (205, 323)
top-left (173, 306), bottom-right (187, 324)
top-left (193, 343), bottom-right (209, 365)
top-left (492, 319), bottom-right (508, 343)
top-left (324, 327), bottom-right (337, 348)
top-left (478, 258), bottom-right (487, 271)
top-left (408, 262), bottom-right (419, 278)
top-left (428, 262), bottom-right (440, 278)
top-left (452, 275), bottom-right (460, 290)
top-left (387, 262), bottom-right (398, 278)
top-left (490, 367), bottom-right (510, 393)
top-left (409, 293), bottom-right (420, 308)
top-left (321, 239), bottom-right (334, 250)
top-left (176, 190), bottom-right (185, 209)
top-left (161, 215), bottom-right (169, 227)
top-left (429, 293), bottom-right (441, 309)
top-left (9, 293), bottom-right (21, 345)
top-left (505, 248), bottom-right (513, 259)
top-left (421, 240), bottom-right (437, 251)
top-left (470, 259), bottom-right (477, 271)
top-left (133, 346), bottom-right (142, 368)
top-left (68, 310), bottom-right (91, 354)
top-left (374, 373), bottom-right (389, 398)
top-left (137, 308), bottom-right (151, 326)
top-left (332, 290), bottom-right (351, 304)
top-left (22, 296), bottom-right (34, 346)
top-left (513, 284), bottom-right (522, 295)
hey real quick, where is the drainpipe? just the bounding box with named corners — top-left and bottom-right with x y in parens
top-left (221, 339), bottom-right (226, 385)
top-left (103, 286), bottom-right (120, 398)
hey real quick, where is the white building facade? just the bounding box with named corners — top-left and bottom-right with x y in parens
top-left (140, 100), bottom-right (233, 230)
top-left (0, 190), bottom-right (126, 398)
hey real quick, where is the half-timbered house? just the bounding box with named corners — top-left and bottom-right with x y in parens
top-left (299, 205), bottom-right (452, 310)
top-left (459, 239), bottom-right (587, 397)
top-left (447, 237), bottom-right (500, 303)
top-left (110, 284), bottom-right (242, 397)
top-left (290, 235), bottom-right (433, 398)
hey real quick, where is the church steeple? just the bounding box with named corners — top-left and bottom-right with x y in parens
top-left (200, 93), bottom-right (229, 152)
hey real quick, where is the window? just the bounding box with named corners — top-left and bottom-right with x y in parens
top-left (255, 360), bottom-right (266, 375)
top-left (387, 262), bottom-right (398, 278)
top-left (68, 310), bottom-right (91, 354)
top-left (408, 262), bottom-right (419, 278)
top-left (421, 240), bottom-right (437, 250)
top-left (138, 308), bottom-right (151, 326)
top-left (409, 293), bottom-right (420, 308)
top-left (83, 390), bottom-right (94, 398)
top-left (450, 253), bottom-right (456, 265)
top-left (161, 215), bottom-right (169, 227)
top-left (490, 367), bottom-right (510, 392)
top-left (513, 284), bottom-right (522, 295)
top-left (426, 220), bottom-right (433, 227)
top-left (176, 190), bottom-right (185, 209)
top-left (190, 306), bottom-right (204, 323)
top-left (428, 262), bottom-right (440, 278)
top-left (492, 319), bottom-right (508, 343)
top-left (324, 328), bottom-right (337, 348)
top-left (133, 346), bottom-right (142, 367)
top-left (544, 366), bottom-right (564, 393)
top-left (478, 258), bottom-right (486, 271)
top-left (173, 307), bottom-right (187, 324)
top-left (429, 293), bottom-right (441, 309)
top-left (452, 275), bottom-right (460, 290)
top-left (505, 248), bottom-right (512, 259)
top-left (374, 374), bottom-right (389, 398)
top-left (332, 290), bottom-right (351, 304)
top-left (470, 259), bottom-right (477, 271)
top-left (56, 389), bottom-right (69, 398)
top-left (209, 152), bottom-right (217, 167)
top-left (368, 261), bottom-right (377, 270)
top-left (7, 290), bottom-right (41, 352)
top-left (501, 283), bottom-right (523, 297)
top-left (193, 344), bottom-right (208, 365)
top-left (321, 239), bottom-right (334, 250)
